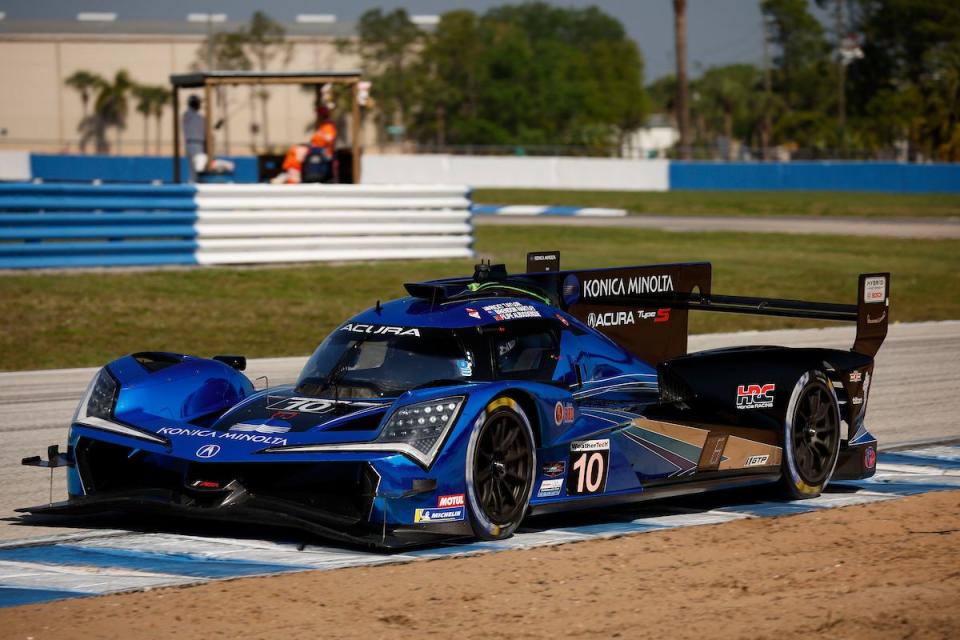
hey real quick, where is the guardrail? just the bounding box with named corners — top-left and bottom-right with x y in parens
top-left (0, 183), bottom-right (474, 269)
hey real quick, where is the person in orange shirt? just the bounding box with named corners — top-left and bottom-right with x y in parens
top-left (311, 105), bottom-right (337, 161)
top-left (272, 105), bottom-right (338, 184)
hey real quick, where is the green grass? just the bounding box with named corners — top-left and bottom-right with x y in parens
top-left (2, 225), bottom-right (958, 371)
top-left (474, 189), bottom-right (960, 218)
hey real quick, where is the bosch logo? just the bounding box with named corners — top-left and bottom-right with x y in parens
top-left (196, 444), bottom-right (221, 459)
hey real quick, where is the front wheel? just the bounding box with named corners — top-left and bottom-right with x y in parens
top-left (465, 397), bottom-right (536, 540)
top-left (779, 370), bottom-right (841, 499)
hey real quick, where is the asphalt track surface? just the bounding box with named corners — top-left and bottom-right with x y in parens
top-left (474, 213), bottom-right (960, 238)
top-left (1, 320), bottom-right (957, 545)
top-left (1, 446), bottom-right (957, 608)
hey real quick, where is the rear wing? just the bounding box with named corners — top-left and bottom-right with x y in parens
top-left (405, 255), bottom-right (889, 365)
top-left (522, 257), bottom-right (888, 363)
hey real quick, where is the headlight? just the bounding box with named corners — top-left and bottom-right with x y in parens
top-left (74, 368), bottom-right (119, 422)
top-left (261, 395), bottom-right (466, 468)
top-left (375, 396), bottom-right (465, 465)
top-left (70, 367), bottom-right (169, 445)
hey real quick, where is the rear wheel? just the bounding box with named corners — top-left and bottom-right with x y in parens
top-left (780, 370), bottom-right (841, 499)
top-left (465, 397), bottom-right (536, 540)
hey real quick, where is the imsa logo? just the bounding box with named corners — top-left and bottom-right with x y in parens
top-left (736, 383), bottom-right (775, 410)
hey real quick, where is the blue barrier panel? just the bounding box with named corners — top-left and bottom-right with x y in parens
top-left (0, 213), bottom-right (196, 226)
top-left (0, 225), bottom-right (197, 241)
top-left (0, 183), bottom-right (197, 197)
top-left (669, 161), bottom-right (960, 193)
top-left (0, 251), bottom-right (198, 269)
top-left (0, 197), bottom-right (198, 211)
top-left (30, 154), bottom-right (258, 184)
top-left (0, 240), bottom-right (198, 269)
top-left (0, 182), bottom-right (201, 268)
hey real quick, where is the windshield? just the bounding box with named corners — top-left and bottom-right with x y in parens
top-left (296, 325), bottom-right (474, 398)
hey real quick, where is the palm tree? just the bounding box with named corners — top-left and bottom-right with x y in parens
top-left (150, 87), bottom-right (171, 156)
top-left (132, 85), bottom-right (154, 154)
top-left (94, 71), bottom-right (133, 154)
top-left (64, 70), bottom-right (105, 153)
top-left (673, 0), bottom-right (691, 159)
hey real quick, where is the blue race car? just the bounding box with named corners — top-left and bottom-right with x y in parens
top-left (22, 255), bottom-right (889, 548)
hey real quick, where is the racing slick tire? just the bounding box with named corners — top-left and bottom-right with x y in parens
top-left (465, 397), bottom-right (536, 541)
top-left (779, 370), bottom-right (841, 499)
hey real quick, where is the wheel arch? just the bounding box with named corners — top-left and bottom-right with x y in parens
top-left (496, 389), bottom-right (543, 449)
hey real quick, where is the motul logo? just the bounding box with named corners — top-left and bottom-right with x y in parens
top-left (736, 383), bottom-right (775, 409)
top-left (437, 494), bottom-right (465, 508)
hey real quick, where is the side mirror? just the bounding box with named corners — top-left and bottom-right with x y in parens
top-left (213, 355), bottom-right (246, 371)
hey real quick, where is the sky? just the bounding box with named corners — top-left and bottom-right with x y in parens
top-left (0, 1), bottom-right (825, 81)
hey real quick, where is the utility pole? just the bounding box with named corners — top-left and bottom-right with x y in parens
top-left (835, 0), bottom-right (845, 152)
top-left (673, 0), bottom-right (691, 160)
top-left (761, 15), bottom-right (773, 161)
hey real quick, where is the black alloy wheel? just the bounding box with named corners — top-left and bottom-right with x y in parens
top-left (792, 381), bottom-right (839, 486)
top-left (781, 372), bottom-right (841, 499)
top-left (473, 407), bottom-right (534, 528)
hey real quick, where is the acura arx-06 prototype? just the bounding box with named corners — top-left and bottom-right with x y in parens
top-left (22, 255), bottom-right (890, 548)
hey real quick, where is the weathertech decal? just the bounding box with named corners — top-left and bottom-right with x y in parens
top-left (736, 384), bottom-right (775, 410)
top-left (340, 323), bottom-right (420, 337)
top-left (581, 275), bottom-right (674, 299)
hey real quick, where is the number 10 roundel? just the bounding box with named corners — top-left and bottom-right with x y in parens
top-left (567, 439), bottom-right (610, 496)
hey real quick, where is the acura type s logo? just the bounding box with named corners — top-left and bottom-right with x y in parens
top-left (196, 444), bottom-right (221, 459)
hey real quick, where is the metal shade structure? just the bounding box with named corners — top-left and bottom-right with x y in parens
top-left (169, 70), bottom-right (364, 183)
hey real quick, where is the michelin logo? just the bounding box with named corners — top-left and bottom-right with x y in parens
top-left (414, 507), bottom-right (465, 523)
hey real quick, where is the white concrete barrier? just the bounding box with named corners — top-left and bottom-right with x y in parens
top-left (0, 151), bottom-right (31, 182)
top-left (193, 183), bottom-right (473, 265)
top-left (362, 154), bottom-right (669, 191)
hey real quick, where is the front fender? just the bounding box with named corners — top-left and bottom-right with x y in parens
top-left (107, 352), bottom-right (255, 425)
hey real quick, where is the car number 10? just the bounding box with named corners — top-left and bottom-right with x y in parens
top-left (567, 444), bottom-right (609, 496)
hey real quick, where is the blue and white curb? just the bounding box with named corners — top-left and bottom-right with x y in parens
top-left (2, 445), bottom-right (958, 608)
top-left (472, 204), bottom-right (627, 217)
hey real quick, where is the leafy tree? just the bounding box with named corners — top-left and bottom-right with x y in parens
top-left (401, 3), bottom-right (647, 155)
top-left (760, 0), bottom-right (835, 150)
top-left (847, 0), bottom-right (960, 159)
top-left (242, 11), bottom-right (291, 150)
top-left (338, 9), bottom-right (423, 145)
top-left (693, 64), bottom-right (764, 156)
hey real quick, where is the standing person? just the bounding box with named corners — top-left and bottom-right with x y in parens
top-left (182, 95), bottom-right (206, 182)
top-left (311, 105), bottom-right (337, 161)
